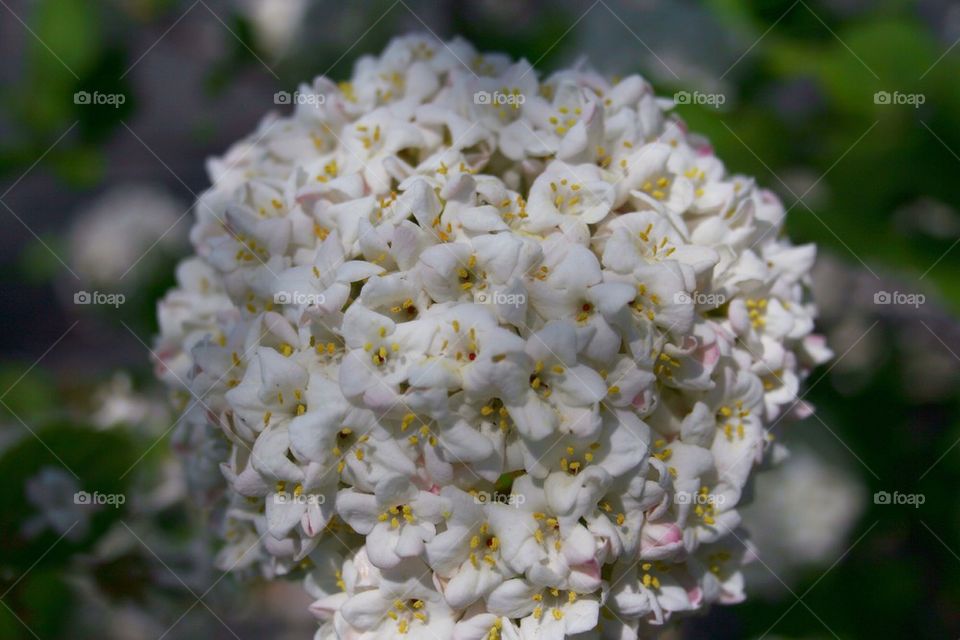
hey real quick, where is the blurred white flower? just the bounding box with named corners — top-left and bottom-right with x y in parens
top-left (90, 372), bottom-right (170, 431)
top-left (22, 466), bottom-right (91, 541)
top-left (69, 183), bottom-right (186, 288)
top-left (236, 0), bottom-right (310, 59)
top-left (740, 443), bottom-right (865, 594)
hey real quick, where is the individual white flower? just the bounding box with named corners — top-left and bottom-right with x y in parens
top-left (524, 162), bottom-right (615, 233)
top-left (338, 557), bottom-right (458, 639)
top-left (424, 487), bottom-right (513, 609)
top-left (503, 320), bottom-right (607, 443)
top-left (594, 209), bottom-right (719, 282)
top-left (271, 231), bottom-right (384, 317)
top-left (487, 475), bottom-right (603, 593)
top-left (155, 34), bottom-right (831, 638)
top-left (526, 241), bottom-right (633, 363)
top-left (336, 475), bottom-right (450, 569)
top-left (606, 557), bottom-right (699, 627)
top-left (288, 372), bottom-right (415, 493)
top-left (487, 578), bottom-right (601, 639)
top-left (337, 303), bottom-right (432, 411)
top-left (499, 69), bottom-right (608, 163)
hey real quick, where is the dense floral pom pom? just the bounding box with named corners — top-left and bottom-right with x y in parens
top-left (155, 34), bottom-right (831, 639)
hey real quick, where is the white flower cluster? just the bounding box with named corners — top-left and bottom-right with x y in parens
top-left (155, 34), bottom-right (831, 639)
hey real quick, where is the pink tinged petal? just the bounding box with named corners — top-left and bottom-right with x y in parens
top-left (688, 585), bottom-right (704, 607)
top-left (562, 524), bottom-right (598, 566)
top-left (640, 522), bottom-right (684, 559)
top-left (301, 503), bottom-right (328, 538)
top-left (567, 559), bottom-right (603, 593)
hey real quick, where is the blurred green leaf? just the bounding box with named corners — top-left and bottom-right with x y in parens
top-left (49, 144), bottom-right (104, 186)
top-left (23, 0), bottom-right (102, 134)
top-left (0, 365), bottom-right (56, 417)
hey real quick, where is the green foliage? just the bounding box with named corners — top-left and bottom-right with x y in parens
top-left (0, 424), bottom-right (137, 568)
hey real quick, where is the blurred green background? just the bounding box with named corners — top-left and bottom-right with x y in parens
top-left (1, 0), bottom-right (958, 638)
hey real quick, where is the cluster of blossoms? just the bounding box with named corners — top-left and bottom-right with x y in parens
top-left (155, 35), bottom-right (831, 639)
